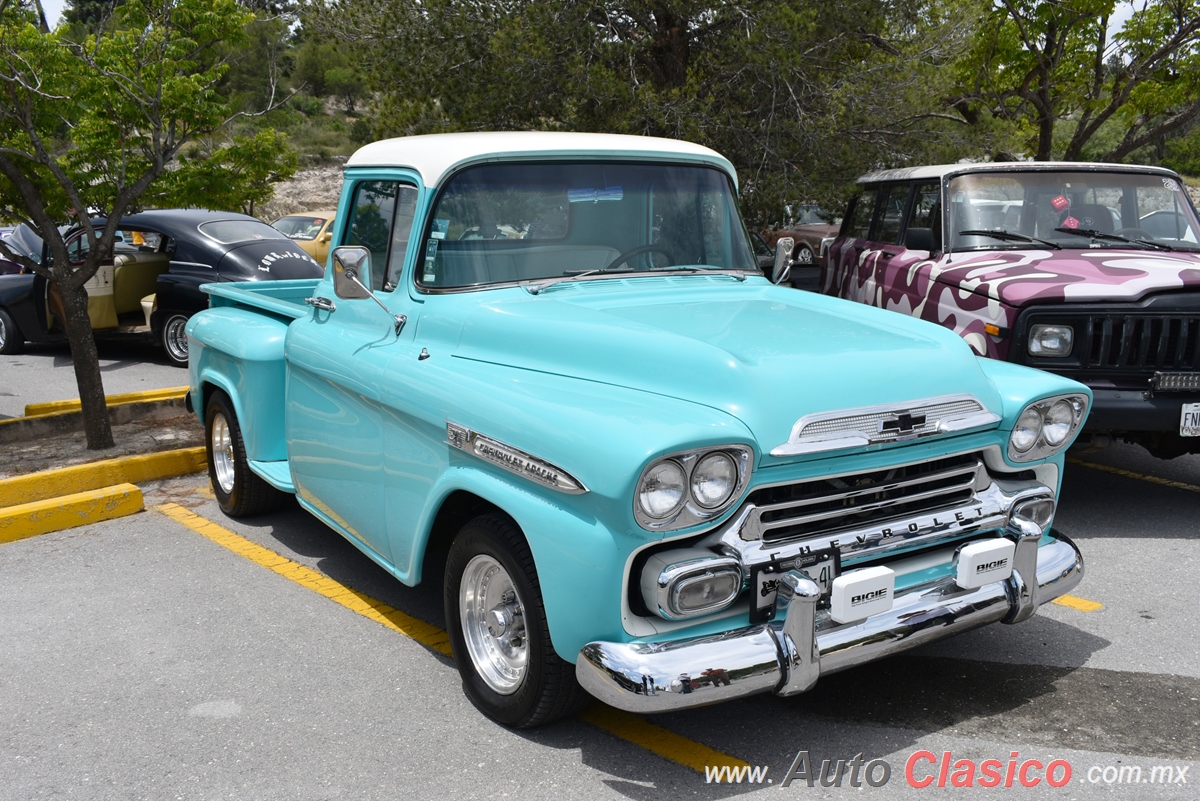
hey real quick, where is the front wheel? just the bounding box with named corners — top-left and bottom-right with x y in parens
top-left (161, 312), bottom-right (191, 368)
top-left (445, 514), bottom-right (586, 727)
top-left (205, 390), bottom-right (285, 517)
top-left (0, 308), bottom-right (24, 354)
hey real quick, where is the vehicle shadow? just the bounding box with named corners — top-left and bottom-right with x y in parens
top-left (1057, 459), bottom-right (1200, 540)
top-left (231, 499), bottom-right (1164, 799)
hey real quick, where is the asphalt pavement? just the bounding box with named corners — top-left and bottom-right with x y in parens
top-left (2, 444), bottom-right (1198, 800)
top-left (0, 339), bottom-right (185, 419)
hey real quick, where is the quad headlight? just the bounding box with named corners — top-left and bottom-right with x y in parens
top-left (635, 446), bottom-right (753, 530)
top-left (1007, 394), bottom-right (1089, 462)
top-left (1028, 324), bottom-right (1074, 357)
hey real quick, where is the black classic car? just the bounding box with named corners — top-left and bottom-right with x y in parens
top-left (0, 209), bottom-right (324, 364)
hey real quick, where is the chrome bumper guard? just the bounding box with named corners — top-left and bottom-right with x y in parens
top-left (576, 534), bottom-right (1082, 713)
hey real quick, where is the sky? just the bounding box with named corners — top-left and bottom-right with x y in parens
top-left (42, 0), bottom-right (65, 26)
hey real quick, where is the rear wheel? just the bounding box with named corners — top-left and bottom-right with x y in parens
top-left (0, 308), bottom-right (23, 354)
top-left (161, 312), bottom-right (190, 367)
top-left (794, 245), bottom-right (815, 265)
top-left (445, 514), bottom-right (586, 727)
top-left (205, 390), bottom-right (285, 517)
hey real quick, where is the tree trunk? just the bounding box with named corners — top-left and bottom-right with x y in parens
top-left (56, 280), bottom-right (115, 450)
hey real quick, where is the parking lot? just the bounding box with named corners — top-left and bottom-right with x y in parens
top-left (1, 434), bottom-right (1197, 800)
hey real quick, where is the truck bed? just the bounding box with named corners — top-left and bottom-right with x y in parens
top-left (201, 279), bottom-right (321, 321)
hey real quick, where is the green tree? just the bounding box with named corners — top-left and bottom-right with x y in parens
top-left (301, 1), bottom-right (985, 220)
top-left (953, 0), bottom-right (1200, 161)
top-left (0, 0), bottom-right (293, 449)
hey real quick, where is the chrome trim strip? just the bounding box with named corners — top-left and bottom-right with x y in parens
top-left (576, 537), bottom-right (1083, 713)
top-left (771, 393), bottom-right (1001, 457)
top-left (445, 422), bottom-right (587, 494)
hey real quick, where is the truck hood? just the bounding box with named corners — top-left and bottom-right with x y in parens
top-left (450, 278), bottom-right (1002, 458)
top-left (933, 248), bottom-right (1200, 305)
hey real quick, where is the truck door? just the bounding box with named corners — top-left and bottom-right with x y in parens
top-left (284, 178), bottom-right (421, 565)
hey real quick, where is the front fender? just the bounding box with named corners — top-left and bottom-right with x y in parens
top-left (186, 307), bottom-right (289, 462)
top-left (412, 466), bottom-right (629, 664)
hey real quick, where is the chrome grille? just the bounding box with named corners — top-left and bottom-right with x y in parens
top-left (747, 453), bottom-right (985, 543)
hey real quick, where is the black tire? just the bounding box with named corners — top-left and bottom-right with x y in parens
top-left (793, 245), bottom-right (815, 265)
top-left (445, 514), bottom-right (587, 727)
top-left (161, 312), bottom-right (191, 368)
top-left (0, 308), bottom-right (24, 355)
top-left (204, 389), bottom-right (285, 517)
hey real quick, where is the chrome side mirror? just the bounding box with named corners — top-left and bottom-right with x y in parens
top-left (332, 246), bottom-right (373, 300)
top-left (772, 237), bottom-right (794, 286)
top-left (330, 245), bottom-right (407, 336)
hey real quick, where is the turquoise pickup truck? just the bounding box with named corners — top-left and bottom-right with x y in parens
top-left (185, 132), bottom-right (1090, 727)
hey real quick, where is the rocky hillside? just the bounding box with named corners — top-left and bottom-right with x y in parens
top-left (257, 163), bottom-right (345, 221)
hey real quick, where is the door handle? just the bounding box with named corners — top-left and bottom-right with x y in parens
top-left (305, 296), bottom-right (336, 312)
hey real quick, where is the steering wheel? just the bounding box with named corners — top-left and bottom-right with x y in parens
top-left (1114, 227), bottom-right (1155, 240)
top-left (603, 245), bottom-right (675, 271)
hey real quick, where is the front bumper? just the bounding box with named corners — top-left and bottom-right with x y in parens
top-left (1085, 388), bottom-right (1200, 433)
top-left (576, 534), bottom-right (1082, 713)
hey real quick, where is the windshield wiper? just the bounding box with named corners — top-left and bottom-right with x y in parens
top-left (1054, 227), bottom-right (1172, 251)
top-left (526, 266), bottom-right (631, 295)
top-left (958, 229), bottom-right (1062, 250)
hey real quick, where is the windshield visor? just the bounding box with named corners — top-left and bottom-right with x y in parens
top-left (948, 171), bottom-right (1200, 251)
top-left (418, 162), bottom-right (756, 289)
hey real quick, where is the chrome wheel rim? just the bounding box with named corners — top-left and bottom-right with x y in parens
top-left (460, 554), bottom-right (527, 694)
top-left (210, 412), bottom-right (236, 495)
top-left (796, 247), bottom-right (814, 264)
top-left (0, 316), bottom-right (7, 348)
top-left (164, 316), bottom-right (189, 362)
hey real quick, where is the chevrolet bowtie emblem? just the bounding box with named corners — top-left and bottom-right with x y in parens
top-left (879, 412), bottom-right (927, 434)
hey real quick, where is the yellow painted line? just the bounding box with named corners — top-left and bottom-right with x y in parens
top-left (0, 483), bottom-right (144, 544)
top-left (23, 386), bottom-right (188, 417)
top-left (1067, 457), bottom-right (1200, 493)
top-left (1052, 594), bottom-right (1104, 612)
top-left (0, 447), bottom-right (207, 507)
top-left (577, 704), bottom-right (750, 771)
top-left (155, 502), bottom-right (748, 773)
top-left (155, 503), bottom-right (453, 656)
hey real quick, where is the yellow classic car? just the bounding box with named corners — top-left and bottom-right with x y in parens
top-left (271, 211), bottom-right (337, 266)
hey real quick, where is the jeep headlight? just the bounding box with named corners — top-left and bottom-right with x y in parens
top-left (1028, 324), bottom-right (1074, 357)
top-left (635, 446), bottom-right (752, 530)
top-left (1007, 395), bottom-right (1089, 462)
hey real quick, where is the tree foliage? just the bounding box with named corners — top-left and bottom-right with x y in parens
top-left (954, 0), bottom-right (1200, 161)
top-left (302, 0), bottom-right (985, 220)
top-left (0, 0), bottom-right (295, 448)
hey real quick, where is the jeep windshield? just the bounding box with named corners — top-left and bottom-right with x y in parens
top-left (416, 161), bottom-right (757, 290)
top-left (948, 170), bottom-right (1200, 252)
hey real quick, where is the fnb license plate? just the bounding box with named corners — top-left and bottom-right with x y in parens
top-left (750, 548), bottom-right (839, 623)
top-left (1181, 403), bottom-right (1200, 437)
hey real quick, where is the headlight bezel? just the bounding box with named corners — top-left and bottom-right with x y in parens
top-left (635, 445), bottom-right (753, 531)
top-left (1007, 394), bottom-right (1089, 462)
top-left (1027, 324), bottom-right (1075, 358)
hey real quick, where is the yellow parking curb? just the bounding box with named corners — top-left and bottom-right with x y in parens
top-left (0, 446), bottom-right (207, 507)
top-left (23, 386), bottom-right (189, 418)
top-left (0, 483), bottom-right (144, 544)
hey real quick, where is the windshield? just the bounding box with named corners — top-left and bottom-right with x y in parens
top-left (418, 162), bottom-right (756, 289)
top-left (948, 170), bottom-right (1200, 252)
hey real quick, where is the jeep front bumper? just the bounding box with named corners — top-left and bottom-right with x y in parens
top-left (575, 533), bottom-right (1082, 713)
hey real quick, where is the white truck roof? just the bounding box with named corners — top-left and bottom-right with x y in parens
top-left (346, 131), bottom-right (738, 189)
top-left (857, 161), bottom-right (1180, 184)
